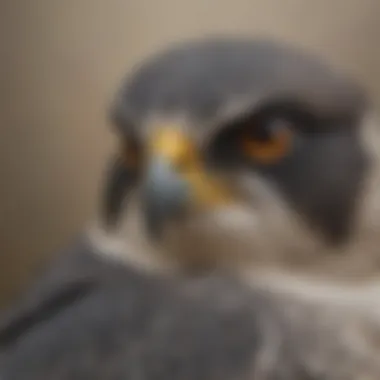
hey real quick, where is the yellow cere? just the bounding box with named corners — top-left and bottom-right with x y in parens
top-left (150, 127), bottom-right (234, 208)
top-left (150, 127), bottom-right (199, 169)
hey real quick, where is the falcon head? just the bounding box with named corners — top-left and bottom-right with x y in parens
top-left (90, 37), bottom-right (380, 280)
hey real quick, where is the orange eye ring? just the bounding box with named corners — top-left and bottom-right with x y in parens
top-left (242, 127), bottom-right (293, 164)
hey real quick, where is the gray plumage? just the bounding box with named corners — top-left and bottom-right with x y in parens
top-left (0, 237), bottom-right (291, 379)
top-left (2, 36), bottom-right (380, 380)
top-left (112, 37), bottom-right (366, 132)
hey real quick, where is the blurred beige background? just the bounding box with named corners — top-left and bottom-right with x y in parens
top-left (0, 0), bottom-right (380, 306)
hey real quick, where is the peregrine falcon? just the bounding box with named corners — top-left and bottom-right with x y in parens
top-left (2, 36), bottom-right (380, 379)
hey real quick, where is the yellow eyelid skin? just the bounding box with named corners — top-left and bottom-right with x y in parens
top-left (242, 128), bottom-right (293, 164)
top-left (150, 127), bottom-right (234, 207)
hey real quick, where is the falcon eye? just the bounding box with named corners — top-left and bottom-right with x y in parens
top-left (241, 118), bottom-right (293, 164)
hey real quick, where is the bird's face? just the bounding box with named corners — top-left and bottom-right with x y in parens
top-left (92, 38), bottom-right (380, 278)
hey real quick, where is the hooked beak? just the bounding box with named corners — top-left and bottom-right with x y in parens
top-left (142, 127), bottom-right (234, 239)
top-left (103, 127), bottom-right (234, 240)
top-left (142, 157), bottom-right (189, 239)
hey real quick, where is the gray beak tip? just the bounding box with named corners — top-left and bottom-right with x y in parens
top-left (142, 158), bottom-right (189, 240)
